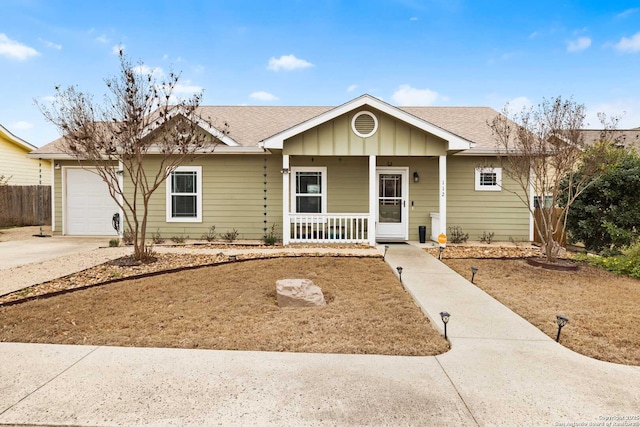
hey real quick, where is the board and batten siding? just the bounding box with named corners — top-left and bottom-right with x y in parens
top-left (447, 156), bottom-right (529, 241)
top-left (130, 155), bottom-right (283, 240)
top-left (284, 108), bottom-right (448, 157)
top-left (0, 139), bottom-right (51, 186)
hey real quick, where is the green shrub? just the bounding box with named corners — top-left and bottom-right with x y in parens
top-left (122, 228), bottom-right (134, 245)
top-left (581, 242), bottom-right (640, 279)
top-left (263, 223), bottom-right (278, 245)
top-left (152, 229), bottom-right (165, 244)
top-left (479, 231), bottom-right (495, 244)
top-left (222, 229), bottom-right (239, 243)
top-left (171, 235), bottom-right (187, 244)
top-left (201, 225), bottom-right (217, 242)
top-left (108, 238), bottom-right (120, 247)
top-left (563, 150), bottom-right (640, 253)
top-left (448, 226), bottom-right (468, 244)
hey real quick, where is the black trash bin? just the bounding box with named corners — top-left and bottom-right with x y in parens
top-left (418, 226), bottom-right (426, 244)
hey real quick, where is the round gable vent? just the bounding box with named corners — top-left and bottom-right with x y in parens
top-left (352, 111), bottom-right (378, 138)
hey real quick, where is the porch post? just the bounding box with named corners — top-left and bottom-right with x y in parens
top-left (368, 155), bottom-right (376, 246)
top-left (439, 155), bottom-right (447, 236)
top-left (282, 154), bottom-right (290, 245)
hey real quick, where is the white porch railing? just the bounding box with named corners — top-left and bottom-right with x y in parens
top-left (288, 213), bottom-right (369, 244)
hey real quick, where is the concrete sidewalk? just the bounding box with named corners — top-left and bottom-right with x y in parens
top-left (0, 243), bottom-right (638, 426)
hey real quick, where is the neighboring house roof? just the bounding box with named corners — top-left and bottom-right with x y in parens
top-left (0, 124), bottom-right (37, 152)
top-left (30, 95), bottom-right (505, 157)
top-left (580, 129), bottom-right (640, 149)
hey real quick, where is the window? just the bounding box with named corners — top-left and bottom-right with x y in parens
top-left (534, 195), bottom-right (554, 208)
top-left (166, 166), bottom-right (202, 222)
top-left (475, 167), bottom-right (502, 191)
top-left (291, 167), bottom-right (327, 213)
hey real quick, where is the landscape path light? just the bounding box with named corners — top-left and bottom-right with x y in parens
top-left (440, 311), bottom-right (451, 340)
top-left (471, 266), bottom-right (478, 283)
top-left (396, 266), bottom-right (403, 283)
top-left (555, 315), bottom-right (569, 342)
top-left (383, 245), bottom-right (389, 260)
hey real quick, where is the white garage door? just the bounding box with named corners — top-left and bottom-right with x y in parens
top-left (65, 168), bottom-right (119, 236)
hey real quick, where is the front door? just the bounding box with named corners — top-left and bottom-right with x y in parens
top-left (376, 167), bottom-right (408, 241)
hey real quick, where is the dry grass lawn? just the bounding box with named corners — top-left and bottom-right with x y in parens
top-left (0, 257), bottom-right (449, 356)
top-left (444, 259), bottom-right (640, 365)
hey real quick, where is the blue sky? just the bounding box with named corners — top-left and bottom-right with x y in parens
top-left (1, 0), bottom-right (639, 146)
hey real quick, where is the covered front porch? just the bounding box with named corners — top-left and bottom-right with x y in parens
top-left (259, 95), bottom-right (472, 246)
top-left (280, 155), bottom-right (449, 245)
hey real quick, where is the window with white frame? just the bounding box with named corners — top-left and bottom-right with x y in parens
top-left (166, 166), bottom-right (202, 222)
top-left (475, 167), bottom-right (502, 191)
top-left (291, 167), bottom-right (327, 213)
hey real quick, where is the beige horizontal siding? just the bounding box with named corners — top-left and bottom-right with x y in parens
top-left (447, 156), bottom-right (529, 241)
top-left (0, 140), bottom-right (51, 185)
top-left (131, 154), bottom-right (283, 241)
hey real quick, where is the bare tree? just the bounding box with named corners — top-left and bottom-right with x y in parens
top-left (39, 51), bottom-right (221, 261)
top-left (489, 96), bottom-right (618, 263)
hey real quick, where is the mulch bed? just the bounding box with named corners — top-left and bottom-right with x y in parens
top-left (0, 251), bottom-right (379, 306)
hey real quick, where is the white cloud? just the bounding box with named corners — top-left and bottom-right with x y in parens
top-left (40, 95), bottom-right (57, 103)
top-left (13, 121), bottom-right (33, 130)
top-left (38, 38), bottom-right (62, 50)
top-left (250, 91), bottom-right (279, 101)
top-left (96, 35), bottom-right (109, 44)
top-left (505, 96), bottom-right (533, 114)
top-left (267, 54), bottom-right (313, 71)
top-left (347, 84), bottom-right (358, 92)
top-left (585, 99), bottom-right (640, 129)
top-left (112, 44), bottom-right (125, 55)
top-left (131, 64), bottom-right (164, 77)
top-left (173, 81), bottom-right (202, 94)
top-left (410, 17), bottom-right (418, 21)
top-left (617, 8), bottom-right (639, 18)
top-left (528, 31), bottom-right (538, 39)
top-left (615, 32), bottom-right (640, 53)
top-left (0, 33), bottom-right (39, 60)
top-left (391, 84), bottom-right (441, 106)
top-left (567, 36), bottom-right (591, 52)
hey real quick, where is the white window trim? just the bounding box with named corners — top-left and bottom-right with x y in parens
top-left (290, 166), bottom-right (328, 214)
top-left (475, 167), bottom-right (502, 192)
top-left (166, 166), bottom-right (203, 222)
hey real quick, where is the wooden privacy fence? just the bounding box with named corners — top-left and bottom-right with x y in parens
top-left (533, 207), bottom-right (567, 246)
top-left (0, 185), bottom-right (51, 227)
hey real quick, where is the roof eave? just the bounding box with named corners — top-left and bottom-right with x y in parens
top-left (142, 106), bottom-right (241, 147)
top-left (0, 124), bottom-right (36, 152)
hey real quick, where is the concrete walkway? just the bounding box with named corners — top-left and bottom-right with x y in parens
top-left (0, 243), bottom-right (638, 426)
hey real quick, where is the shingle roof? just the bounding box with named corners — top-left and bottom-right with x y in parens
top-left (580, 129), bottom-right (640, 149)
top-left (31, 104), bottom-right (504, 155)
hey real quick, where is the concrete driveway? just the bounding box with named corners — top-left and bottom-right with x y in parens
top-left (0, 236), bottom-right (108, 271)
top-left (0, 235), bottom-right (127, 297)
